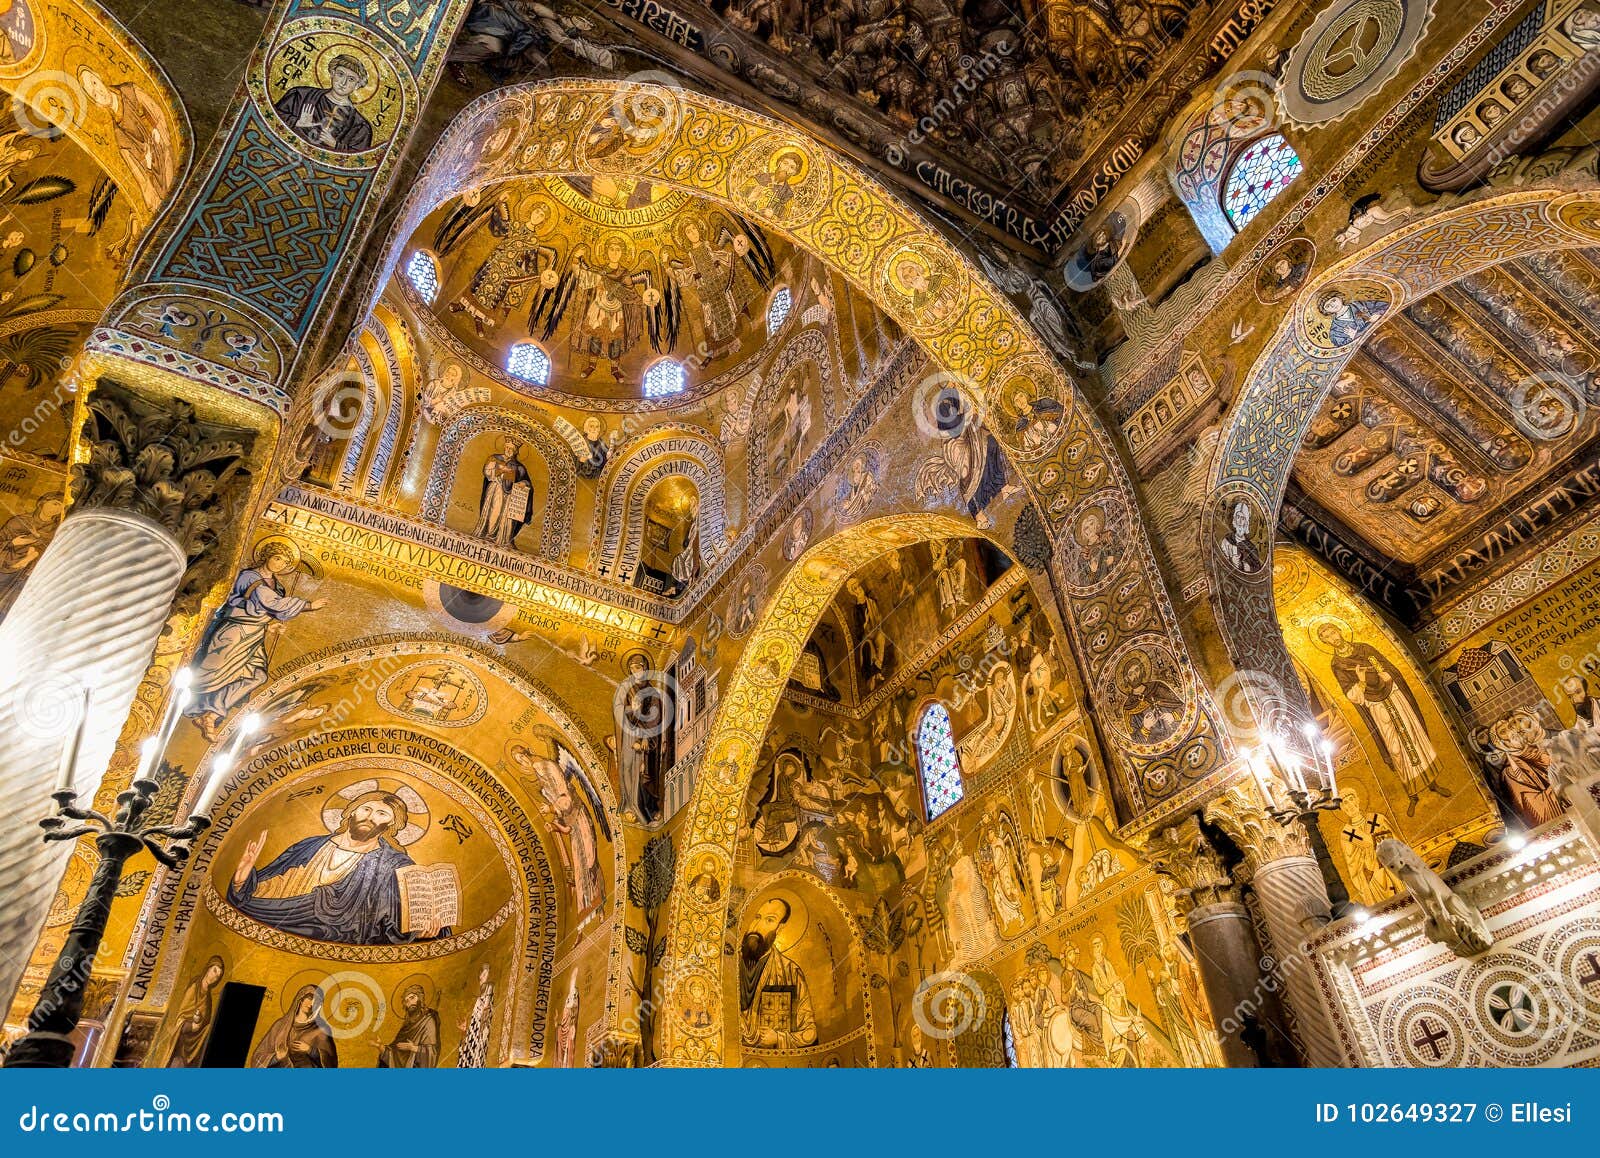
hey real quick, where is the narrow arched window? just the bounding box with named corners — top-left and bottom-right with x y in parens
top-left (405, 250), bottom-right (440, 304)
top-left (916, 702), bottom-right (963, 820)
top-left (1002, 1010), bottom-right (1019, 1068)
top-left (643, 358), bottom-right (686, 398)
top-left (1222, 134), bottom-right (1303, 231)
top-left (507, 342), bottom-right (551, 386)
top-left (766, 286), bottom-right (792, 334)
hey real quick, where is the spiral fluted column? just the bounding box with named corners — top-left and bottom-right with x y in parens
top-left (1248, 855), bottom-right (1342, 1066)
top-left (1205, 785), bottom-right (1343, 1067)
top-left (0, 509), bottom-right (185, 1011)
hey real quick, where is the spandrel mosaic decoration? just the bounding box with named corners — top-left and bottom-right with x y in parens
top-left (8, 0), bottom-right (1600, 1079)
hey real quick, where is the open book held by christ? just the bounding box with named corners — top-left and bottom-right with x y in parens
top-left (396, 863), bottom-right (461, 935)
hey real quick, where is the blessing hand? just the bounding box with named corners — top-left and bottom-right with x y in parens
top-left (232, 830), bottom-right (268, 889)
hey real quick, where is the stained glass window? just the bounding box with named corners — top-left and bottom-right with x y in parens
top-left (1222, 134), bottom-right (1303, 231)
top-left (916, 702), bottom-right (963, 819)
top-left (643, 359), bottom-right (686, 398)
top-left (405, 250), bottom-right (440, 304)
top-left (507, 342), bottom-right (551, 386)
top-left (766, 286), bottom-right (792, 333)
top-left (1002, 1011), bottom-right (1019, 1068)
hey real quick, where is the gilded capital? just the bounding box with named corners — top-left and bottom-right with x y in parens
top-left (1144, 814), bottom-right (1242, 912)
top-left (1203, 783), bottom-right (1312, 872)
top-left (71, 378), bottom-right (257, 566)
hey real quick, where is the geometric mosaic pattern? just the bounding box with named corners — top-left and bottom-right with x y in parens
top-left (116, 0), bottom-right (465, 391)
top-left (157, 112), bottom-right (371, 340)
top-left (1308, 822), bottom-right (1600, 1068)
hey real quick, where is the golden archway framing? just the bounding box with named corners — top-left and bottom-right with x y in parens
top-left (1205, 185), bottom-right (1600, 751)
top-left (120, 634), bottom-right (631, 1063)
top-left (665, 513), bottom-right (1005, 1064)
top-left (367, 79), bottom-right (1230, 818)
top-left (362, 80), bottom-right (1244, 1066)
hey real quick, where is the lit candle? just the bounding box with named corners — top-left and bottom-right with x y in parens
top-left (1320, 738), bottom-right (1338, 797)
top-left (1283, 753), bottom-right (1307, 795)
top-left (134, 736), bottom-right (160, 783)
top-left (193, 755), bottom-right (233, 818)
top-left (1242, 746), bottom-right (1273, 803)
top-left (225, 713), bottom-right (261, 764)
top-left (53, 684), bottom-right (92, 795)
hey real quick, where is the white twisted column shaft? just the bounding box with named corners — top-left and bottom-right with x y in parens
top-left (0, 509), bottom-right (185, 1012)
top-left (1205, 785), bottom-right (1344, 1067)
top-left (1250, 855), bottom-right (1343, 1067)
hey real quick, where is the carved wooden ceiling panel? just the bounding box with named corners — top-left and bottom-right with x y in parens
top-left (1288, 248), bottom-right (1600, 575)
top-left (444, 0), bottom-right (1279, 253)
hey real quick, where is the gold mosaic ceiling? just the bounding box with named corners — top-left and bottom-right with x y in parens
top-left (408, 176), bottom-right (804, 402)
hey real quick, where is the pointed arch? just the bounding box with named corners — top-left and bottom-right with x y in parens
top-left (1205, 185), bottom-right (1600, 748)
top-left (365, 80), bottom-right (1229, 839)
top-left (593, 427), bottom-right (728, 585)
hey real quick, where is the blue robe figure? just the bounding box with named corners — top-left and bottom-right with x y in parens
top-left (1320, 295), bottom-right (1388, 347)
top-left (943, 418), bottom-right (1012, 527)
top-left (228, 834), bottom-right (419, 945)
top-left (228, 791), bottom-right (450, 945)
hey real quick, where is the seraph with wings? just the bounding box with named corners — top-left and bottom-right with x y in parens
top-left (526, 238), bottom-right (677, 365)
top-left (433, 189), bottom-right (502, 257)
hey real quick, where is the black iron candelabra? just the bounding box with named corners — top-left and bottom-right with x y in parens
top-left (1261, 783), bottom-right (1359, 922)
top-left (3, 779), bottom-right (210, 1068)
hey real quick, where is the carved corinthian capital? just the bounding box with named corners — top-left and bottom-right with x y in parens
top-left (1204, 783), bottom-right (1312, 873)
top-left (1144, 814), bottom-right (1241, 912)
top-left (71, 379), bottom-right (257, 565)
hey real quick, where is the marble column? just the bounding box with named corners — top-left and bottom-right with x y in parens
top-left (1146, 814), bottom-right (1299, 1067)
top-left (1205, 784), bottom-right (1343, 1067)
top-left (0, 381), bottom-right (256, 1011)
